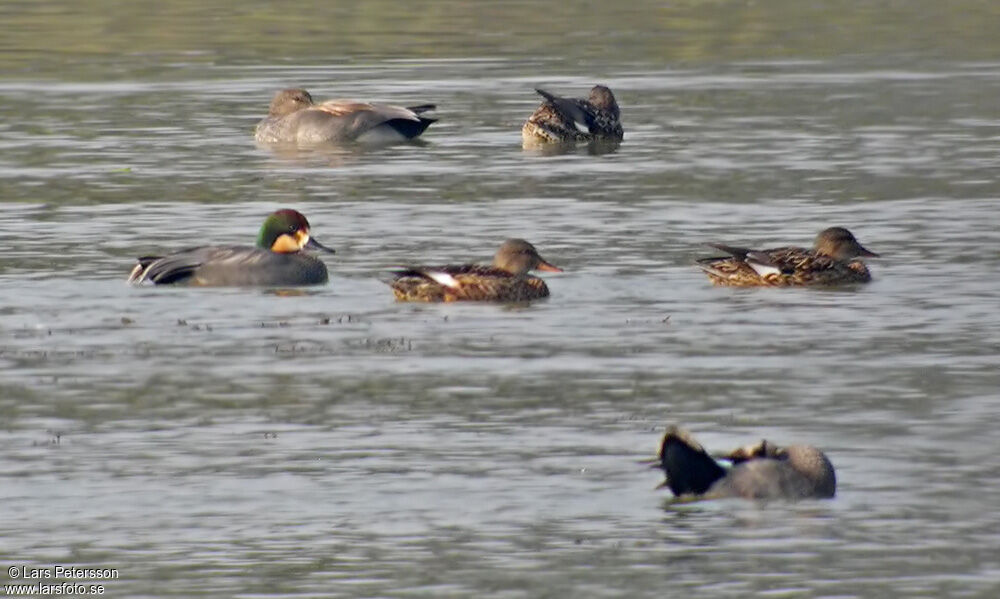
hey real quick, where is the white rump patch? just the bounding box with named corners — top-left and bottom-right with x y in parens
top-left (425, 271), bottom-right (460, 288)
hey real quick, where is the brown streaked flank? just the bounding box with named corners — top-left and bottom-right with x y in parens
top-left (388, 238), bottom-right (562, 302)
top-left (522, 85), bottom-right (623, 147)
top-left (697, 226), bottom-right (878, 287)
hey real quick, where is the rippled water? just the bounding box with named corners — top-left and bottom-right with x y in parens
top-left (2, 1), bottom-right (1000, 597)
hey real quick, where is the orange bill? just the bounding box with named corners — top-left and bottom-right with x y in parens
top-left (535, 259), bottom-right (563, 272)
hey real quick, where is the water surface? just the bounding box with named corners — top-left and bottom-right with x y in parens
top-left (2, 1), bottom-right (1000, 597)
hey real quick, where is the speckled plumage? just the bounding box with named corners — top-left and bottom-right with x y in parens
top-left (255, 88), bottom-right (436, 145)
top-left (697, 227), bottom-right (878, 287)
top-left (522, 85), bottom-right (623, 146)
top-left (521, 103), bottom-right (592, 144)
top-left (391, 264), bottom-right (552, 302)
top-left (388, 239), bottom-right (561, 303)
top-left (655, 426), bottom-right (837, 501)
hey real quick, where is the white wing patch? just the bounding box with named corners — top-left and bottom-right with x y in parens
top-left (425, 271), bottom-right (461, 288)
top-left (747, 259), bottom-right (783, 278)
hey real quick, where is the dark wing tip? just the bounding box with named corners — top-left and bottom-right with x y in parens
top-left (706, 243), bottom-right (751, 259)
top-left (745, 250), bottom-right (778, 267)
top-left (534, 88), bottom-right (558, 102)
top-left (406, 104), bottom-right (436, 114)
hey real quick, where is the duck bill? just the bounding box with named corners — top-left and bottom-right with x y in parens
top-left (304, 236), bottom-right (336, 254)
top-left (856, 244), bottom-right (879, 258)
top-left (535, 259), bottom-right (563, 272)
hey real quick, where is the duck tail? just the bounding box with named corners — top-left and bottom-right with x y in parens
top-left (127, 256), bottom-right (160, 285)
top-left (657, 426), bottom-right (728, 496)
top-left (386, 117), bottom-right (436, 139)
top-left (694, 259), bottom-right (730, 280)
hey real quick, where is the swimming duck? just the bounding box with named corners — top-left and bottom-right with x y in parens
top-left (254, 88), bottom-right (436, 145)
top-left (653, 426), bottom-right (836, 500)
top-left (697, 227), bottom-right (878, 287)
top-left (388, 238), bottom-right (562, 302)
top-left (128, 209), bottom-right (335, 286)
top-left (522, 85), bottom-right (623, 145)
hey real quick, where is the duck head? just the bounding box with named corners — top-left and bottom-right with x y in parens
top-left (722, 439), bottom-right (779, 463)
top-left (588, 85), bottom-right (620, 118)
top-left (268, 88), bottom-right (315, 117)
top-left (256, 209), bottom-right (335, 254)
top-left (814, 227), bottom-right (879, 261)
top-left (493, 238), bottom-right (562, 276)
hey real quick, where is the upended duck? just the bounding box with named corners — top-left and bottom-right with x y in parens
top-left (387, 238), bottom-right (562, 302)
top-left (128, 209), bottom-right (334, 286)
top-left (254, 88), bottom-right (436, 145)
top-left (522, 85), bottom-right (623, 146)
top-left (652, 426), bottom-right (836, 500)
top-left (697, 226), bottom-right (878, 287)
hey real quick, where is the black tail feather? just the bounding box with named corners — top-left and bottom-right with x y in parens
top-left (386, 117), bottom-right (436, 140)
top-left (658, 428), bottom-right (727, 496)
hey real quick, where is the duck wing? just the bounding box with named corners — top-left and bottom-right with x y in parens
top-left (389, 265), bottom-right (534, 301)
top-left (534, 88), bottom-right (593, 132)
top-left (390, 264), bottom-right (508, 287)
top-left (704, 244), bottom-right (804, 278)
top-left (130, 246), bottom-right (266, 285)
top-left (129, 245), bottom-right (216, 285)
top-left (705, 242), bottom-right (753, 259)
top-left (313, 101), bottom-right (435, 140)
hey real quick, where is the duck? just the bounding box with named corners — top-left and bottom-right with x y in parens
top-left (522, 85), bottom-right (623, 146)
top-left (388, 238), bottom-right (562, 302)
top-left (128, 209), bottom-right (335, 286)
top-left (254, 88), bottom-right (436, 145)
top-left (697, 226), bottom-right (879, 287)
top-left (652, 426), bottom-right (836, 501)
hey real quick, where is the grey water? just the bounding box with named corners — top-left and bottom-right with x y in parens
top-left (2, 1), bottom-right (1000, 596)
